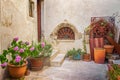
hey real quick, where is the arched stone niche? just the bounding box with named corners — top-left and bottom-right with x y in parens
top-left (57, 27), bottom-right (75, 40)
top-left (50, 22), bottom-right (81, 41)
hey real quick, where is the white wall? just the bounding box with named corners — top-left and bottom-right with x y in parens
top-left (43, 0), bottom-right (120, 53)
top-left (41, 1), bottom-right (44, 35)
top-left (44, 0), bottom-right (120, 36)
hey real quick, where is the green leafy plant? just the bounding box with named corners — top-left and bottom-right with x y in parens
top-left (42, 42), bottom-right (53, 57)
top-left (71, 48), bottom-right (78, 56)
top-left (66, 48), bottom-right (83, 57)
top-left (66, 49), bottom-right (73, 57)
top-left (66, 48), bottom-right (77, 57)
top-left (30, 42), bottom-right (43, 58)
top-left (77, 49), bottom-right (82, 54)
top-left (0, 37), bottom-right (34, 68)
top-left (82, 31), bottom-right (87, 54)
top-left (108, 64), bottom-right (120, 80)
top-left (31, 41), bottom-right (53, 58)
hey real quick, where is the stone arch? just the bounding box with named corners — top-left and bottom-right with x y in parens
top-left (51, 22), bottom-right (81, 40)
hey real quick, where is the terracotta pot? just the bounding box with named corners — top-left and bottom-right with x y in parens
top-left (25, 69), bottom-right (30, 76)
top-left (28, 57), bottom-right (43, 71)
top-left (94, 48), bottom-right (105, 64)
top-left (104, 45), bottom-right (114, 54)
top-left (8, 61), bottom-right (27, 79)
top-left (117, 76), bottom-right (120, 80)
top-left (83, 54), bottom-right (91, 61)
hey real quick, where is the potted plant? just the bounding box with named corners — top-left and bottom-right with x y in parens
top-left (42, 42), bottom-right (53, 66)
top-left (66, 48), bottom-right (82, 60)
top-left (66, 49), bottom-right (73, 60)
top-left (94, 48), bottom-right (105, 64)
top-left (0, 37), bottom-right (34, 79)
top-left (82, 31), bottom-right (91, 61)
top-left (28, 42), bottom-right (44, 71)
top-left (28, 41), bottom-right (53, 70)
top-left (72, 48), bottom-right (79, 60)
top-left (104, 45), bottom-right (114, 54)
top-left (108, 64), bottom-right (120, 80)
top-left (73, 48), bottom-right (82, 60)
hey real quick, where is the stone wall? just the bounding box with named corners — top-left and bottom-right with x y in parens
top-left (0, 0), bottom-right (37, 79)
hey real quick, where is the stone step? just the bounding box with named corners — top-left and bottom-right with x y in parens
top-left (113, 60), bottom-right (120, 64)
top-left (50, 49), bottom-right (59, 61)
top-left (51, 54), bottom-right (66, 67)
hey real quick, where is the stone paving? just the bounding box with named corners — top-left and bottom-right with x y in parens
top-left (25, 59), bottom-right (107, 80)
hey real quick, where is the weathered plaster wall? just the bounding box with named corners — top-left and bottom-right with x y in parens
top-left (0, 0), bottom-right (37, 79)
top-left (44, 0), bottom-right (120, 52)
top-left (44, 0), bottom-right (120, 35)
top-left (0, 0), bottom-right (37, 51)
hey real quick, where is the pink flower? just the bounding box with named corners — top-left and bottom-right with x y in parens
top-left (15, 59), bottom-right (21, 63)
top-left (14, 46), bottom-right (19, 51)
top-left (19, 48), bottom-right (24, 53)
top-left (41, 42), bottom-right (45, 48)
top-left (15, 55), bottom-right (21, 63)
top-left (1, 62), bottom-right (7, 67)
top-left (30, 47), bottom-right (35, 51)
top-left (13, 37), bottom-right (19, 42)
top-left (16, 55), bottom-right (21, 59)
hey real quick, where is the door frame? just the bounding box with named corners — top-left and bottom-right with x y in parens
top-left (37, 0), bottom-right (41, 42)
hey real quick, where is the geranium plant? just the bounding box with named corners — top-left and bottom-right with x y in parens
top-left (31, 41), bottom-right (53, 58)
top-left (0, 37), bottom-right (35, 68)
top-left (41, 41), bottom-right (53, 57)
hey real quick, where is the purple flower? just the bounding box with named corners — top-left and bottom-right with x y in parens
top-left (13, 37), bottom-right (19, 42)
top-left (25, 41), bottom-right (29, 45)
top-left (1, 62), bottom-right (7, 67)
top-left (16, 55), bottom-right (21, 59)
top-left (30, 47), bottom-right (35, 51)
top-left (15, 55), bottom-right (21, 63)
top-left (14, 46), bottom-right (19, 51)
top-left (15, 58), bottom-right (21, 63)
top-left (41, 42), bottom-right (45, 48)
top-left (19, 48), bottom-right (24, 53)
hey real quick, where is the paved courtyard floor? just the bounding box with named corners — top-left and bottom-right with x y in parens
top-left (25, 59), bottom-right (107, 80)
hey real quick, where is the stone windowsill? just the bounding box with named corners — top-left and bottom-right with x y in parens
top-left (57, 39), bottom-right (75, 42)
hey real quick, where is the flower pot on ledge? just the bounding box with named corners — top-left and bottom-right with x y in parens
top-left (104, 45), bottom-right (114, 54)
